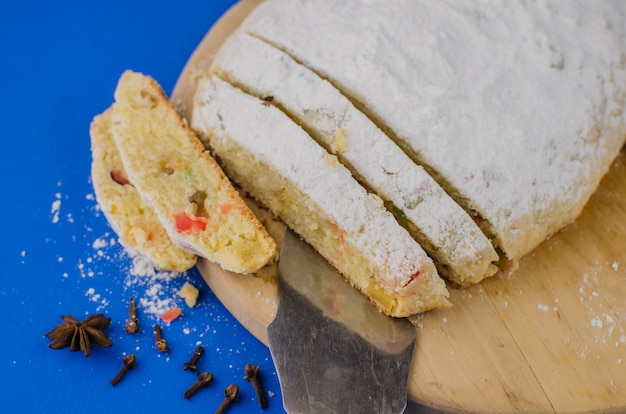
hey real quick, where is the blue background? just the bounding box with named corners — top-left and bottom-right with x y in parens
top-left (0, 1), bottom-right (286, 413)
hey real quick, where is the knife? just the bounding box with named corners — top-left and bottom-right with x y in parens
top-left (267, 229), bottom-right (417, 414)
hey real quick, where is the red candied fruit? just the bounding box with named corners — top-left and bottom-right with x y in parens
top-left (175, 213), bottom-right (207, 233)
top-left (402, 271), bottom-right (421, 288)
top-left (160, 307), bottom-right (182, 323)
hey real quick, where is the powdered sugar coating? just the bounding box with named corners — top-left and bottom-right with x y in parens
top-left (192, 76), bottom-right (446, 300)
top-left (240, 0), bottom-right (626, 260)
top-left (212, 33), bottom-right (498, 285)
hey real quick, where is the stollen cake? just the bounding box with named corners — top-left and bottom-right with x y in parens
top-left (239, 0), bottom-right (626, 263)
top-left (90, 108), bottom-right (197, 272)
top-left (109, 70), bottom-right (276, 274)
top-left (211, 32), bottom-right (500, 287)
top-left (191, 75), bottom-right (450, 317)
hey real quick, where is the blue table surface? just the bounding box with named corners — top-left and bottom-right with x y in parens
top-left (0, 1), bottom-right (287, 413)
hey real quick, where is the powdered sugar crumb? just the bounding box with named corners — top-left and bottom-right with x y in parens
top-left (576, 262), bottom-right (625, 351)
top-left (92, 237), bottom-right (109, 250)
top-left (85, 287), bottom-right (110, 312)
top-left (122, 246), bottom-right (185, 320)
top-left (71, 224), bottom-right (187, 321)
top-left (51, 197), bottom-right (61, 224)
top-left (77, 260), bottom-right (95, 278)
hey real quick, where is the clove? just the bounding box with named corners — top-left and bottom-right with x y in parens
top-left (153, 325), bottom-right (169, 353)
top-left (215, 384), bottom-right (239, 414)
top-left (183, 371), bottom-right (213, 400)
top-left (183, 345), bottom-right (204, 375)
top-left (110, 354), bottom-right (136, 386)
top-left (125, 297), bottom-right (139, 334)
top-left (244, 363), bottom-right (268, 409)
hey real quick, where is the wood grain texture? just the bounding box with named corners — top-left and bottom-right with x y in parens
top-left (172, 1), bottom-right (626, 411)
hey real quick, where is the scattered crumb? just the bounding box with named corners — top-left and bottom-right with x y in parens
top-left (324, 153), bottom-right (340, 167)
top-left (123, 247), bottom-right (185, 319)
top-left (92, 237), bottom-right (109, 250)
top-left (51, 197), bottom-right (61, 224)
top-left (178, 282), bottom-right (199, 308)
top-left (331, 128), bottom-right (347, 153)
top-left (85, 287), bottom-right (109, 311)
top-left (591, 317), bottom-right (604, 328)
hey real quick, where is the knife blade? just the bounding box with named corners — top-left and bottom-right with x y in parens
top-left (267, 229), bottom-right (417, 414)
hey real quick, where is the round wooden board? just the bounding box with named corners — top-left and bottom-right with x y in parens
top-left (172, 1), bottom-right (626, 412)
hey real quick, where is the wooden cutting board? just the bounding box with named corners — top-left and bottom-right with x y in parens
top-left (172, 1), bottom-right (626, 412)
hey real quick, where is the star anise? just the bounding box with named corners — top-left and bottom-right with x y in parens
top-left (45, 313), bottom-right (113, 357)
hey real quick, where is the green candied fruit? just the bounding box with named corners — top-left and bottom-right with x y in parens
top-left (183, 167), bottom-right (201, 187)
top-left (387, 202), bottom-right (409, 227)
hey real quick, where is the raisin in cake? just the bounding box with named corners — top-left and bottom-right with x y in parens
top-left (110, 70), bottom-right (276, 274)
top-left (191, 75), bottom-right (450, 317)
top-left (211, 32), bottom-right (499, 287)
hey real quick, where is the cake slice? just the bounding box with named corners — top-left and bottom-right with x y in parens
top-left (212, 33), bottom-right (499, 286)
top-left (191, 75), bottom-right (450, 317)
top-left (90, 108), bottom-right (197, 272)
top-left (109, 70), bottom-right (276, 274)
top-left (239, 0), bottom-right (626, 263)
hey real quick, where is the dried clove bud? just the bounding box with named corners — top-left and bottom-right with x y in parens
top-left (125, 297), bottom-right (139, 334)
top-left (215, 384), bottom-right (239, 414)
top-left (244, 363), bottom-right (268, 409)
top-left (183, 371), bottom-right (213, 400)
top-left (183, 345), bottom-right (204, 376)
top-left (110, 354), bottom-right (136, 386)
top-left (153, 325), bottom-right (169, 353)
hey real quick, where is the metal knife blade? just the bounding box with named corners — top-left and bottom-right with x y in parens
top-left (267, 229), bottom-right (417, 414)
